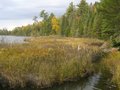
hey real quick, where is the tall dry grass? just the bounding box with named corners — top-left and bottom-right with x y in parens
top-left (101, 51), bottom-right (120, 89)
top-left (0, 37), bottom-right (104, 88)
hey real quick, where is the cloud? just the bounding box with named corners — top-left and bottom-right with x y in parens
top-left (0, 0), bottom-right (99, 30)
top-left (0, 0), bottom-right (79, 20)
top-left (0, 19), bottom-right (34, 30)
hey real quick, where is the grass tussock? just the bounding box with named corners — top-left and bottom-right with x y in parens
top-left (0, 37), bottom-right (104, 88)
top-left (101, 51), bottom-right (120, 89)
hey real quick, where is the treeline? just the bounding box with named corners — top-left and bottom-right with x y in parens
top-left (1, 0), bottom-right (120, 41)
top-left (10, 12), bottom-right (60, 36)
top-left (0, 28), bottom-right (10, 35)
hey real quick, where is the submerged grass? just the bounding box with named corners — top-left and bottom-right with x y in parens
top-left (0, 36), bottom-right (104, 88)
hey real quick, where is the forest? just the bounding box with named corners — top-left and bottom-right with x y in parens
top-left (0, 0), bottom-right (120, 42)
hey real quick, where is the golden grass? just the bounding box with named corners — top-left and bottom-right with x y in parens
top-left (0, 36), bottom-right (104, 88)
top-left (101, 52), bottom-right (120, 89)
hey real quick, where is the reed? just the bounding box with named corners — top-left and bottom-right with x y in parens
top-left (0, 36), bottom-right (104, 88)
top-left (101, 51), bottom-right (120, 89)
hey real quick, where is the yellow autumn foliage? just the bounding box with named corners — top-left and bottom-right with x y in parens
top-left (51, 16), bottom-right (60, 33)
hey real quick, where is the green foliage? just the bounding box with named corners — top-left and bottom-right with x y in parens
top-left (0, 28), bottom-right (9, 35)
top-left (99, 0), bottom-right (120, 39)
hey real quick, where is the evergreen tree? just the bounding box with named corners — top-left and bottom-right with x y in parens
top-left (76, 0), bottom-right (89, 36)
top-left (99, 0), bottom-right (120, 39)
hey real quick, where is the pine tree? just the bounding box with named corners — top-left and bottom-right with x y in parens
top-left (99, 0), bottom-right (120, 38)
top-left (76, 0), bottom-right (89, 36)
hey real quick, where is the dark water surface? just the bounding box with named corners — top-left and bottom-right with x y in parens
top-left (40, 74), bottom-right (100, 90)
top-left (4, 74), bottom-right (116, 90)
top-left (0, 74), bottom-right (100, 90)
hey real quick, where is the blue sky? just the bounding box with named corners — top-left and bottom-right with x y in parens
top-left (0, 0), bottom-right (99, 30)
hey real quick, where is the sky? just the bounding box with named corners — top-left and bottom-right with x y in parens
top-left (0, 0), bottom-right (99, 30)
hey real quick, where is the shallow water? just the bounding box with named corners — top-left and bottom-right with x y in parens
top-left (12, 74), bottom-right (117, 90)
top-left (1, 74), bottom-right (101, 90)
top-left (0, 35), bottom-right (27, 44)
top-left (40, 74), bottom-right (100, 90)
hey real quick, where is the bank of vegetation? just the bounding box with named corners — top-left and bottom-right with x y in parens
top-left (0, 37), bottom-right (105, 88)
top-left (101, 52), bottom-right (120, 89)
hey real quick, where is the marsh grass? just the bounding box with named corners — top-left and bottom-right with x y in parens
top-left (0, 36), bottom-right (104, 88)
top-left (101, 51), bottom-right (120, 89)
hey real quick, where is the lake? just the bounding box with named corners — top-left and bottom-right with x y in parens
top-left (0, 35), bottom-right (28, 44)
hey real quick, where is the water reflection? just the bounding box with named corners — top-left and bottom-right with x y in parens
top-left (0, 35), bottom-right (27, 44)
top-left (94, 74), bottom-right (118, 90)
top-left (43, 75), bottom-right (99, 90)
top-left (43, 74), bottom-right (100, 90)
top-left (6, 74), bottom-right (100, 90)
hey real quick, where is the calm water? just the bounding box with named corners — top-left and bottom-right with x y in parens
top-left (6, 74), bottom-right (116, 90)
top-left (0, 35), bottom-right (27, 44)
top-left (0, 74), bottom-right (100, 90)
top-left (40, 74), bottom-right (100, 90)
